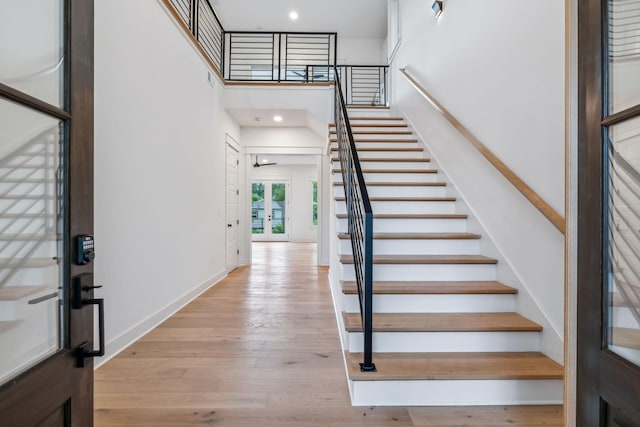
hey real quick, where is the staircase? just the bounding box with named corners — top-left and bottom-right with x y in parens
top-left (328, 111), bottom-right (563, 406)
top-left (0, 127), bottom-right (61, 383)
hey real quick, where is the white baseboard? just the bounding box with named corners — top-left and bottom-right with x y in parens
top-left (94, 269), bottom-right (227, 369)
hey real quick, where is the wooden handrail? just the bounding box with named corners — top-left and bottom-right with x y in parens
top-left (399, 68), bottom-right (566, 234)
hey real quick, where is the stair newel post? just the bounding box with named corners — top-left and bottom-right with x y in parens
top-left (361, 210), bottom-right (376, 372)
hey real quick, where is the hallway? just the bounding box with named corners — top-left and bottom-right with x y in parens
top-left (94, 243), bottom-right (562, 426)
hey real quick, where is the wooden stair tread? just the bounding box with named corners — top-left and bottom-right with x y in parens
top-left (335, 196), bottom-right (455, 202)
top-left (611, 327), bottom-right (640, 350)
top-left (336, 117), bottom-right (404, 121)
top-left (337, 232), bottom-right (480, 240)
top-left (332, 157), bottom-right (430, 163)
top-left (346, 352), bottom-right (563, 381)
top-left (330, 147), bottom-right (423, 152)
top-left (337, 123), bottom-right (408, 128)
top-left (336, 213), bottom-right (468, 219)
top-left (333, 169), bottom-right (435, 174)
top-left (329, 130), bottom-right (413, 135)
top-left (341, 280), bottom-right (517, 295)
top-left (334, 181), bottom-right (446, 187)
top-left (342, 312), bottom-right (542, 332)
top-left (340, 254), bottom-right (497, 265)
top-left (0, 285), bottom-right (51, 301)
top-left (330, 138), bottom-right (419, 143)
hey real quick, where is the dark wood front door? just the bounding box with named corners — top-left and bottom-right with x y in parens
top-left (577, 0), bottom-right (640, 425)
top-left (0, 0), bottom-right (95, 425)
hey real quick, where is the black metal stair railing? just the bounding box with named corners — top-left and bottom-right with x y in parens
top-left (224, 32), bottom-right (337, 82)
top-left (334, 66), bottom-right (376, 372)
top-left (164, 1), bottom-right (389, 106)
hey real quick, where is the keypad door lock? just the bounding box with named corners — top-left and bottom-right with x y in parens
top-left (76, 234), bottom-right (95, 265)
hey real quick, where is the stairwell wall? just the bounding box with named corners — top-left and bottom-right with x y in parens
top-left (94, 0), bottom-right (240, 364)
top-left (389, 0), bottom-right (565, 362)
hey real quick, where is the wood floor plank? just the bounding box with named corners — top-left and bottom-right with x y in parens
top-left (95, 243), bottom-right (562, 426)
top-left (342, 312), bottom-right (543, 332)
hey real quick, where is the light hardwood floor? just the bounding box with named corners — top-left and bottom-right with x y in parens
top-left (95, 242), bottom-right (562, 426)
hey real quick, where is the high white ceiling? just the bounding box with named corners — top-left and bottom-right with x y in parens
top-left (210, 0), bottom-right (388, 39)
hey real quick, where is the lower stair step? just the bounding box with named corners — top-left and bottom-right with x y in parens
top-left (340, 254), bottom-right (497, 265)
top-left (341, 280), bottom-right (517, 295)
top-left (344, 352), bottom-right (564, 405)
top-left (342, 312), bottom-right (542, 332)
top-left (346, 352), bottom-right (563, 381)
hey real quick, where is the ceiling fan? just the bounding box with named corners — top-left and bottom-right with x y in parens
top-left (253, 156), bottom-right (277, 168)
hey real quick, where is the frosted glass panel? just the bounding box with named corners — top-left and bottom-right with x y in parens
top-left (607, 115), bottom-right (640, 367)
top-left (607, 0), bottom-right (640, 114)
top-left (0, 0), bottom-right (65, 108)
top-left (0, 99), bottom-right (64, 385)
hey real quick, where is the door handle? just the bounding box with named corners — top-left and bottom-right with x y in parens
top-left (228, 223), bottom-right (233, 228)
top-left (73, 273), bottom-right (105, 367)
top-left (76, 297), bottom-right (105, 367)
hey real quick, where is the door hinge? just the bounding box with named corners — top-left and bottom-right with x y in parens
top-left (237, 219), bottom-right (240, 225)
top-left (237, 249), bottom-right (240, 255)
top-left (237, 160), bottom-right (239, 165)
top-left (237, 189), bottom-right (239, 195)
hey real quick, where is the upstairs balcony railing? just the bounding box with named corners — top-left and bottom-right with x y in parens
top-left (164, 0), bottom-right (389, 106)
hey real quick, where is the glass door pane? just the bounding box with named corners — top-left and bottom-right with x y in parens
top-left (0, 98), bottom-right (64, 384)
top-left (606, 115), bottom-right (640, 367)
top-left (0, 0), bottom-right (66, 108)
top-left (607, 0), bottom-right (640, 114)
top-left (251, 182), bottom-right (265, 235)
top-left (271, 183), bottom-right (286, 235)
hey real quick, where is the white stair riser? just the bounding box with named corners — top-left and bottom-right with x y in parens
top-left (342, 293), bottom-right (516, 313)
top-left (332, 161), bottom-right (432, 171)
top-left (331, 142), bottom-right (420, 149)
top-left (335, 186), bottom-right (446, 198)
top-left (338, 238), bottom-right (479, 255)
top-left (612, 307), bottom-right (640, 329)
top-left (347, 331), bottom-right (540, 353)
top-left (336, 201), bottom-right (456, 215)
top-left (340, 263), bottom-right (497, 281)
top-left (348, 151), bottom-right (425, 160)
top-left (337, 217), bottom-right (468, 233)
top-left (333, 172), bottom-right (440, 183)
top-left (350, 379), bottom-right (563, 406)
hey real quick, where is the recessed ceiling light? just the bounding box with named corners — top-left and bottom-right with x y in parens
top-left (289, 11), bottom-right (298, 21)
top-left (254, 116), bottom-right (263, 122)
top-left (273, 115), bottom-right (283, 122)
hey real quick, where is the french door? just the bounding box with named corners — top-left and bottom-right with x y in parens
top-left (251, 180), bottom-right (289, 241)
top-left (0, 0), bottom-right (95, 425)
top-left (577, 0), bottom-right (640, 424)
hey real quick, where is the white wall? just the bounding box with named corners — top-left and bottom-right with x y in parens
top-left (252, 164), bottom-right (318, 242)
top-left (337, 38), bottom-right (386, 65)
top-left (94, 0), bottom-right (240, 364)
top-left (390, 0), bottom-right (565, 362)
